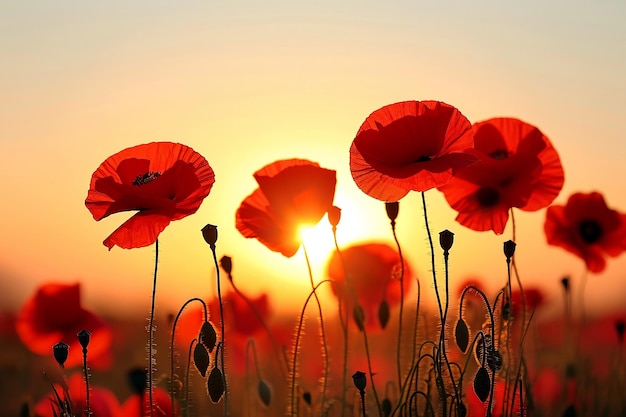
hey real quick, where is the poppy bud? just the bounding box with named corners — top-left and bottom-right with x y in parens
top-left (258, 379), bottom-right (271, 407)
top-left (503, 240), bottom-right (516, 260)
top-left (77, 329), bottom-right (91, 350)
top-left (561, 276), bottom-right (570, 291)
top-left (208, 366), bottom-right (225, 403)
top-left (378, 300), bottom-right (390, 329)
top-left (220, 255), bottom-right (233, 276)
top-left (201, 224), bottom-right (218, 248)
top-left (385, 202), bottom-right (399, 222)
top-left (194, 342), bottom-right (210, 377)
top-left (439, 229), bottom-right (454, 252)
top-left (352, 370), bottom-right (367, 391)
top-left (127, 367), bottom-right (148, 395)
top-left (381, 398), bottom-right (392, 417)
top-left (302, 392), bottom-right (312, 406)
top-left (473, 367), bottom-right (490, 403)
top-left (328, 206), bottom-right (342, 227)
top-left (199, 321), bottom-right (217, 352)
top-left (53, 342), bottom-right (69, 368)
top-left (353, 305), bottom-right (366, 332)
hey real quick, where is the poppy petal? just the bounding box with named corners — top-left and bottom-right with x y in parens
top-left (103, 211), bottom-right (172, 250)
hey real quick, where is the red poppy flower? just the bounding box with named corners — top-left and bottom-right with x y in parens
top-left (545, 191), bottom-right (626, 273)
top-left (236, 159), bottom-right (337, 257)
top-left (35, 373), bottom-right (121, 417)
top-left (85, 142), bottom-right (215, 249)
top-left (326, 242), bottom-right (412, 331)
top-left (511, 286), bottom-right (546, 316)
top-left (349, 100), bottom-right (478, 201)
top-left (438, 117), bottom-right (564, 234)
top-left (15, 283), bottom-right (113, 369)
top-left (119, 387), bottom-right (177, 417)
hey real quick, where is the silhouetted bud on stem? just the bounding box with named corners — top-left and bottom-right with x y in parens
top-left (127, 367), bottom-right (148, 395)
top-left (616, 320), bottom-right (625, 345)
top-left (220, 256), bottom-right (233, 276)
top-left (353, 305), bottom-right (366, 332)
top-left (439, 229), bottom-right (454, 252)
top-left (77, 330), bottom-right (91, 350)
top-left (385, 202), bottom-right (399, 223)
top-left (201, 224), bottom-right (218, 249)
top-left (503, 240), bottom-right (516, 261)
top-left (352, 371), bottom-right (367, 391)
top-left (561, 276), bottom-right (570, 292)
top-left (328, 206), bottom-right (341, 227)
top-left (302, 392), bottom-right (312, 406)
top-left (53, 342), bottom-right (69, 368)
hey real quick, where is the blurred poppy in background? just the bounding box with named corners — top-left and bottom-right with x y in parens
top-left (326, 242), bottom-right (412, 331)
top-left (85, 141), bottom-right (215, 249)
top-left (15, 282), bottom-right (112, 369)
top-left (236, 159), bottom-right (336, 257)
top-left (438, 117), bottom-right (564, 234)
top-left (545, 191), bottom-right (626, 273)
top-left (34, 373), bottom-right (120, 417)
top-left (350, 100), bottom-right (477, 201)
top-left (118, 386), bottom-right (177, 417)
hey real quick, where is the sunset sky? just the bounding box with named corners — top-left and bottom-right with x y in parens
top-left (2, 1), bottom-right (625, 320)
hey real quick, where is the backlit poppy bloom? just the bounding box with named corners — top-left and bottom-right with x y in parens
top-left (35, 373), bottom-right (121, 417)
top-left (15, 283), bottom-right (113, 369)
top-left (326, 242), bottom-right (412, 331)
top-left (85, 142), bottom-right (215, 249)
top-left (236, 159), bottom-right (336, 257)
top-left (350, 100), bottom-right (478, 201)
top-left (545, 191), bottom-right (626, 273)
top-left (438, 117), bottom-right (564, 234)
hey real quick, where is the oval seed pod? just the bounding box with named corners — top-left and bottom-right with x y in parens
top-left (193, 342), bottom-right (210, 377)
top-left (208, 366), bottom-right (224, 403)
top-left (473, 367), bottom-right (490, 403)
top-left (258, 379), bottom-right (271, 407)
top-left (455, 318), bottom-right (469, 353)
top-left (53, 342), bottom-right (69, 368)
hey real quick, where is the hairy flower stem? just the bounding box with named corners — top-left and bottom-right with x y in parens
top-left (81, 346), bottom-right (91, 416)
top-left (209, 246), bottom-right (228, 417)
top-left (290, 280), bottom-right (332, 417)
top-left (302, 243), bottom-right (329, 414)
top-left (361, 329), bottom-right (382, 416)
top-left (170, 298), bottom-right (208, 416)
top-left (331, 229), bottom-right (350, 417)
top-left (184, 339), bottom-right (197, 417)
top-left (389, 219), bottom-right (405, 389)
top-left (148, 238), bottom-right (160, 417)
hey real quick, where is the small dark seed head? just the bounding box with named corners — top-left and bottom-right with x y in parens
top-left (220, 255), bottom-right (233, 275)
top-left (385, 202), bottom-right (399, 222)
top-left (616, 320), bottom-right (625, 344)
top-left (201, 224), bottom-right (218, 248)
top-left (561, 276), bottom-right (570, 291)
top-left (503, 240), bottom-right (516, 260)
top-left (53, 342), bottom-right (69, 368)
top-left (439, 229), bottom-right (455, 252)
top-left (352, 371), bottom-right (367, 391)
top-left (77, 330), bottom-right (91, 349)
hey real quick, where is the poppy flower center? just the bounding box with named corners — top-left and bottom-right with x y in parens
top-left (132, 171), bottom-right (161, 186)
top-left (488, 149), bottom-right (509, 160)
top-left (578, 219), bottom-right (603, 244)
top-left (475, 187), bottom-right (500, 207)
top-left (415, 155), bottom-right (432, 162)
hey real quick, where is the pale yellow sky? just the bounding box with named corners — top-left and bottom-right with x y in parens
top-left (1, 1), bottom-right (625, 319)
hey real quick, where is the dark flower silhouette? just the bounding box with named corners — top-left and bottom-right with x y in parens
top-left (326, 242), bottom-right (412, 331)
top-left (438, 117), bottom-right (564, 234)
top-left (85, 142), bottom-right (215, 249)
top-left (545, 191), bottom-right (626, 273)
top-left (236, 158), bottom-right (336, 257)
top-left (15, 283), bottom-right (112, 369)
top-left (350, 100), bottom-right (477, 201)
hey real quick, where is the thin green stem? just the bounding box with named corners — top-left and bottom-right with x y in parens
top-left (362, 329), bottom-right (382, 416)
top-left (210, 246), bottom-right (228, 417)
top-left (331, 228), bottom-right (350, 417)
top-left (82, 347), bottom-right (91, 416)
top-left (389, 220), bottom-right (405, 389)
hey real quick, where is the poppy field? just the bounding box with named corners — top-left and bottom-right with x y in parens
top-left (3, 100), bottom-right (626, 417)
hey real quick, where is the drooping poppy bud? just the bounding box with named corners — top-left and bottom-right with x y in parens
top-left (220, 256), bottom-right (233, 276)
top-left (202, 224), bottom-right (218, 248)
top-left (439, 229), bottom-right (455, 252)
top-left (353, 305), bottom-right (366, 332)
top-left (199, 321), bottom-right (217, 352)
top-left (561, 276), bottom-right (570, 291)
top-left (53, 342), bottom-right (69, 368)
top-left (302, 392), bottom-right (312, 406)
top-left (77, 329), bottom-right (91, 350)
top-left (378, 300), bottom-right (390, 329)
top-left (473, 367), bottom-right (490, 403)
top-left (258, 379), bottom-right (271, 406)
top-left (616, 320), bottom-right (625, 345)
top-left (208, 366), bottom-right (225, 403)
top-left (385, 202), bottom-right (399, 223)
top-left (503, 240), bottom-right (516, 261)
top-left (352, 371), bottom-right (367, 391)
top-left (455, 319), bottom-right (469, 353)
top-left (328, 206), bottom-right (342, 227)
top-left (193, 343), bottom-right (210, 377)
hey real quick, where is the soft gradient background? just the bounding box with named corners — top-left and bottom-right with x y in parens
top-left (2, 1), bottom-right (625, 320)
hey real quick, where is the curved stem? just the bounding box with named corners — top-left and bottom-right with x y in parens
top-left (148, 238), bottom-right (159, 417)
top-left (331, 228), bottom-right (350, 417)
top-left (184, 339), bottom-right (197, 417)
top-left (209, 246), bottom-right (228, 417)
top-left (389, 219), bottom-right (405, 389)
top-left (302, 243), bottom-right (329, 414)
